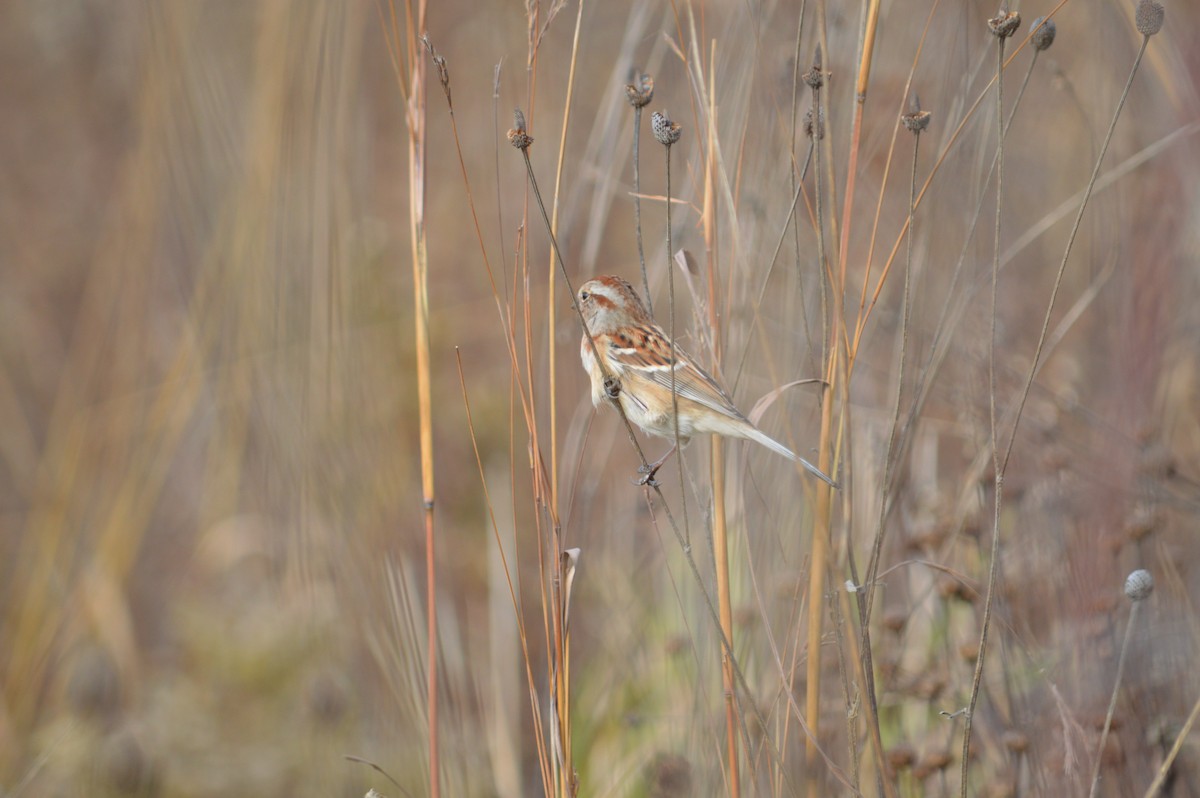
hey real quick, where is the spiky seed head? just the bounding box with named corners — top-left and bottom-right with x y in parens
top-left (1136, 0), bottom-right (1165, 36)
top-left (988, 8), bottom-right (1022, 39)
top-left (508, 108), bottom-right (533, 150)
top-left (1030, 16), bottom-right (1057, 50)
top-left (804, 107), bottom-right (825, 140)
top-left (651, 111), bottom-right (681, 146)
top-left (625, 72), bottom-right (654, 108)
top-left (901, 92), bottom-right (932, 134)
top-left (1124, 569), bottom-right (1154, 601)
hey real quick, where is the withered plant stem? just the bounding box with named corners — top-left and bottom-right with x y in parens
top-left (1144, 691), bottom-right (1200, 797)
top-left (961, 28), bottom-right (1011, 795)
top-left (857, 103), bottom-right (927, 798)
top-left (1090, 600), bottom-right (1142, 796)
top-left (633, 104), bottom-right (651, 314)
top-left (804, 45), bottom-right (841, 798)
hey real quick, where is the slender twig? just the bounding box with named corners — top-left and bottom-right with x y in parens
top-left (397, 6), bottom-right (436, 795)
top-left (961, 10), bottom-right (1018, 792)
top-left (1143, 697), bottom-right (1200, 798)
top-left (650, 111), bottom-right (689, 538)
top-left (1089, 602), bottom-right (1141, 796)
top-left (626, 73), bottom-right (654, 314)
top-left (788, 2), bottom-right (813, 360)
top-left (855, 94), bottom-right (930, 798)
top-left (802, 47), bottom-right (839, 798)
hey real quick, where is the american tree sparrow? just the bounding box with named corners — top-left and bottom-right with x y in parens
top-left (577, 275), bottom-right (837, 488)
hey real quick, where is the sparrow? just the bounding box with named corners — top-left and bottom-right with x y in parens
top-left (576, 275), bottom-right (837, 488)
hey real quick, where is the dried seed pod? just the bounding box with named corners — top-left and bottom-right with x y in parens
top-left (901, 92), bottom-right (932, 133)
top-left (651, 111), bottom-right (681, 146)
top-left (988, 7), bottom-right (1022, 39)
top-left (1124, 569), bottom-right (1154, 601)
top-left (1031, 16), bottom-right (1057, 50)
top-left (625, 72), bottom-right (654, 108)
top-left (508, 108), bottom-right (533, 150)
top-left (1136, 0), bottom-right (1165, 36)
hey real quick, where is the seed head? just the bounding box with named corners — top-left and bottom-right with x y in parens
top-left (1030, 16), bottom-right (1057, 50)
top-left (901, 92), bottom-right (931, 134)
top-left (508, 108), bottom-right (533, 150)
top-left (651, 110), bottom-right (681, 146)
top-left (1124, 569), bottom-right (1154, 601)
top-left (625, 72), bottom-right (654, 109)
top-left (988, 6), bottom-right (1022, 39)
top-left (1135, 0), bottom-right (1165, 36)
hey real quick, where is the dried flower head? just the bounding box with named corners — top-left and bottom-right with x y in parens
top-left (1124, 569), bottom-right (1154, 601)
top-left (651, 110), bottom-right (681, 146)
top-left (988, 7), bottom-right (1022, 39)
top-left (625, 72), bottom-right (654, 108)
top-left (1030, 16), bottom-right (1057, 50)
top-left (901, 92), bottom-right (932, 134)
top-left (1136, 0), bottom-right (1165, 36)
top-left (508, 108), bottom-right (533, 150)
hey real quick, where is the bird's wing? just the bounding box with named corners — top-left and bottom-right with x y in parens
top-left (605, 323), bottom-right (747, 421)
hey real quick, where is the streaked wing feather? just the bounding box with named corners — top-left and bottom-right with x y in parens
top-left (606, 329), bottom-right (746, 421)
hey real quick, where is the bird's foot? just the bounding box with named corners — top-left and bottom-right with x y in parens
top-left (633, 462), bottom-right (661, 487)
top-left (603, 376), bottom-right (621, 400)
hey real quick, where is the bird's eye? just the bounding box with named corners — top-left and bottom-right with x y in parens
top-left (580, 290), bottom-right (590, 301)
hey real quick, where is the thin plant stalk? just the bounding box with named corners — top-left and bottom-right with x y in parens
top-left (803, 48), bottom-right (839, 798)
top-left (834, 0), bottom-right (881, 294)
top-left (545, 14), bottom-right (586, 787)
top-left (390, 0), bottom-right (437, 792)
top-left (628, 78), bottom-right (657, 312)
top-left (1089, 601), bottom-right (1142, 796)
top-left (789, 1), bottom-right (813, 356)
top-left (961, 20), bottom-right (1011, 793)
top-left (855, 101), bottom-right (928, 798)
top-left (1143, 692), bottom-right (1200, 798)
top-left (546, 0), bottom-right (585, 517)
top-left (697, 86), bottom-right (739, 795)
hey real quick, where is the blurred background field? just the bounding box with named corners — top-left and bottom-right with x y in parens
top-left (1, 1), bottom-right (1199, 796)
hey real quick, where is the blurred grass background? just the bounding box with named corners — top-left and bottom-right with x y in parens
top-left (1, 1), bottom-right (1199, 796)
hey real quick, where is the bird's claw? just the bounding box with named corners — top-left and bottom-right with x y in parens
top-left (633, 463), bottom-right (660, 487)
top-left (603, 376), bottom-right (621, 400)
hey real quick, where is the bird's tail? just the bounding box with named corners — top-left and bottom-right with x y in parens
top-left (745, 427), bottom-right (839, 489)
